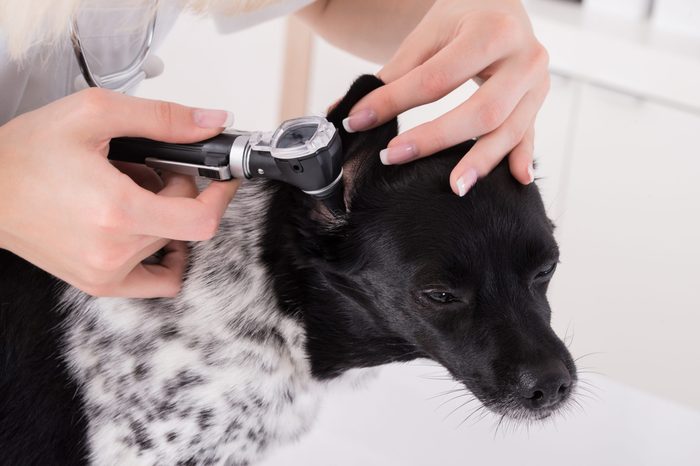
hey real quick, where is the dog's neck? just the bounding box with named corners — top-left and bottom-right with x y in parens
top-left (253, 75), bottom-right (412, 379)
top-left (260, 181), bottom-right (421, 380)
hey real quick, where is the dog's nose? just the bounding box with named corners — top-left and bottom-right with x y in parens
top-left (517, 360), bottom-right (571, 410)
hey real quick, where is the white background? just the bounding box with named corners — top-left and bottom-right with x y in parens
top-left (137, 0), bottom-right (700, 463)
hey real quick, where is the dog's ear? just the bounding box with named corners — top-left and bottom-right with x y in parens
top-left (326, 74), bottom-right (398, 163)
top-left (295, 75), bottom-right (399, 268)
top-left (325, 74), bottom-right (399, 209)
top-left (326, 75), bottom-right (392, 140)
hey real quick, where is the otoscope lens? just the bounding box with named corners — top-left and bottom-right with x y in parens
top-left (275, 123), bottom-right (318, 149)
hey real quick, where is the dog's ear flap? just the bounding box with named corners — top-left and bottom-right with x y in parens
top-left (326, 74), bottom-right (398, 162)
top-left (326, 75), bottom-right (386, 129)
top-left (325, 74), bottom-right (399, 207)
top-left (284, 76), bottom-right (399, 266)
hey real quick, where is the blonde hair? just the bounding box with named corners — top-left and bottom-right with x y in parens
top-left (0, 0), bottom-right (282, 61)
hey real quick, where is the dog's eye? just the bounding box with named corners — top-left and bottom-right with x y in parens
top-left (424, 290), bottom-right (460, 304)
top-left (535, 262), bottom-right (557, 280)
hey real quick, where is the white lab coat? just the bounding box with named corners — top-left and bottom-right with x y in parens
top-left (0, 0), bottom-right (314, 126)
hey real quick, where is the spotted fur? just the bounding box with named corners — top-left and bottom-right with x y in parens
top-left (59, 183), bottom-right (329, 466)
top-left (1, 75), bottom-right (576, 465)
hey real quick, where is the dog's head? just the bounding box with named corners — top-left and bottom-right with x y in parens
top-left (266, 75), bottom-right (576, 421)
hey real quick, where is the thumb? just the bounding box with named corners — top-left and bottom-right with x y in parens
top-left (85, 89), bottom-right (234, 143)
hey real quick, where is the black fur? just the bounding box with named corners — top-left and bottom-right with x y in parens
top-left (0, 250), bottom-right (89, 465)
top-left (263, 75), bottom-right (576, 417)
top-left (0, 75), bottom-right (575, 464)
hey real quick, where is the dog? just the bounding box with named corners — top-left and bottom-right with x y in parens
top-left (0, 75), bottom-right (577, 465)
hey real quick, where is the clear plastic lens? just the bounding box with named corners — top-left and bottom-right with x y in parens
top-left (250, 116), bottom-right (335, 160)
top-left (275, 124), bottom-right (318, 149)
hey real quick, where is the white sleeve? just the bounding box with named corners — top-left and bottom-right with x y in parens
top-left (213, 0), bottom-right (317, 35)
top-left (0, 38), bottom-right (30, 125)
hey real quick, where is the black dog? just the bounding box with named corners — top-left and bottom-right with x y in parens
top-left (0, 75), bottom-right (576, 465)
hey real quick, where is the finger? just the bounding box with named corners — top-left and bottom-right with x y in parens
top-left (117, 172), bottom-right (200, 241)
top-left (346, 30), bottom-right (519, 133)
top-left (157, 171), bottom-right (199, 199)
top-left (377, 27), bottom-right (438, 84)
top-left (449, 87), bottom-right (548, 196)
top-left (111, 161), bottom-right (164, 193)
top-left (346, 43), bottom-right (494, 133)
top-left (111, 240), bottom-right (189, 298)
top-left (508, 124), bottom-right (535, 185)
top-left (129, 179), bottom-right (241, 241)
top-left (92, 234), bottom-right (175, 295)
top-left (7, 232), bottom-right (174, 299)
top-left (80, 88), bottom-right (234, 143)
top-left (379, 62), bottom-right (538, 164)
top-left (125, 235), bottom-right (171, 269)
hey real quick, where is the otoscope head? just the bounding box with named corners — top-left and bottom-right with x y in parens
top-left (246, 116), bottom-right (345, 213)
top-left (308, 169), bottom-right (345, 216)
top-left (320, 184), bottom-right (345, 215)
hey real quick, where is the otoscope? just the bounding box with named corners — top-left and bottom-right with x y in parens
top-left (107, 116), bottom-right (345, 213)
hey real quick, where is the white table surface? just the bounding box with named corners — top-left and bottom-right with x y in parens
top-left (260, 360), bottom-right (700, 466)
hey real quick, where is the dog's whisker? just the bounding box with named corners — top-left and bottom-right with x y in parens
top-left (576, 380), bottom-right (602, 393)
top-left (573, 351), bottom-right (605, 363)
top-left (493, 413), bottom-right (507, 439)
top-left (437, 393), bottom-right (477, 411)
top-left (443, 398), bottom-right (481, 423)
top-left (577, 391), bottom-right (601, 402)
top-left (419, 370), bottom-right (452, 377)
top-left (576, 391), bottom-right (600, 402)
top-left (457, 404), bottom-right (489, 428)
top-left (419, 375), bottom-right (458, 382)
top-left (563, 321), bottom-right (575, 348)
top-left (475, 406), bottom-right (492, 425)
top-left (576, 369), bottom-right (606, 377)
top-left (570, 397), bottom-right (586, 414)
top-left (426, 387), bottom-right (467, 401)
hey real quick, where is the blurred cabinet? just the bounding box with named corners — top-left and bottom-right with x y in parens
top-left (137, 15), bottom-right (287, 131)
top-left (532, 74), bottom-right (579, 219)
top-left (307, 37), bottom-right (578, 217)
top-left (548, 83), bottom-right (700, 408)
top-left (306, 28), bottom-right (700, 407)
top-left (140, 8), bottom-right (700, 410)
top-left (307, 37), bottom-right (379, 115)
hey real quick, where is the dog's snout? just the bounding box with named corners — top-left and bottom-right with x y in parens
top-left (517, 360), bottom-right (571, 410)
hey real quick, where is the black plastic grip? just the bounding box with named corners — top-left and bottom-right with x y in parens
top-left (107, 133), bottom-right (238, 167)
top-left (247, 131), bottom-right (342, 194)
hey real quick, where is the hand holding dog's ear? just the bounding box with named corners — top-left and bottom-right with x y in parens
top-left (344, 0), bottom-right (548, 196)
top-left (0, 89), bottom-right (238, 298)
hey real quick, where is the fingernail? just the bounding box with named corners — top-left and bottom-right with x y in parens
top-left (456, 168), bottom-right (478, 197)
top-left (342, 109), bottom-right (377, 133)
top-left (379, 143), bottom-right (417, 165)
top-left (193, 109), bottom-right (234, 129)
top-left (527, 163), bottom-right (535, 184)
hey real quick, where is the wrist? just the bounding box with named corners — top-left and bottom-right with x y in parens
top-left (0, 126), bottom-right (14, 251)
top-left (0, 225), bottom-right (11, 251)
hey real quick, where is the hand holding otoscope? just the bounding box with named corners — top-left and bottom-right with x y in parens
top-left (108, 116), bottom-right (345, 213)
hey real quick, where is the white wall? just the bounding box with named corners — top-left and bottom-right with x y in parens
top-left (307, 31), bottom-right (700, 415)
top-left (136, 0), bottom-right (700, 412)
top-left (137, 14), bottom-right (286, 131)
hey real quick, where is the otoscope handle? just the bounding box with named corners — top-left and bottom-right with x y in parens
top-left (108, 134), bottom-right (239, 180)
top-left (108, 134), bottom-right (237, 166)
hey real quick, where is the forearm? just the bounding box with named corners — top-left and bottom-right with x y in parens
top-left (296, 0), bottom-right (435, 64)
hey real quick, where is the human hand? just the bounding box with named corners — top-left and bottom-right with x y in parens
top-left (342, 0), bottom-right (549, 196)
top-left (0, 88), bottom-right (238, 298)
